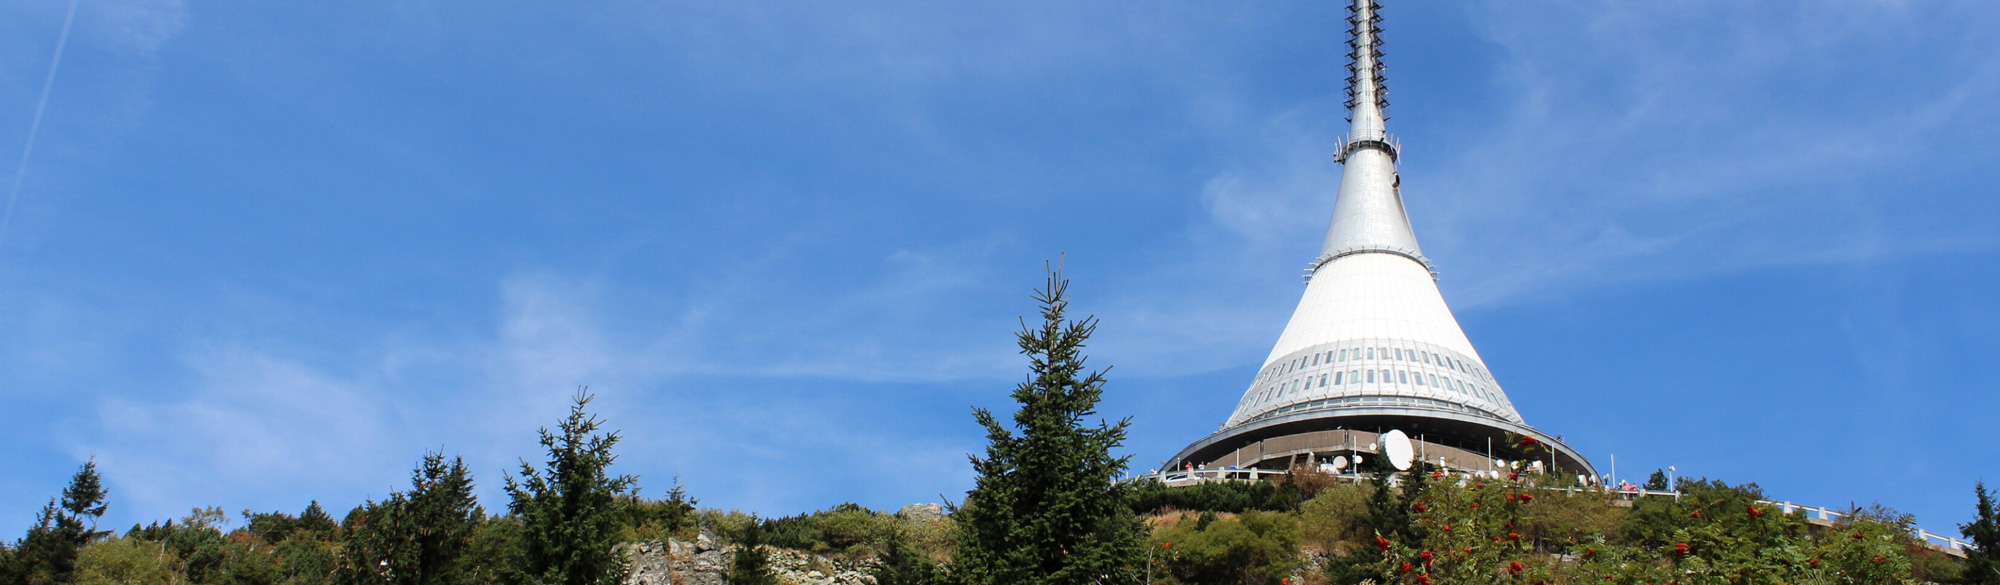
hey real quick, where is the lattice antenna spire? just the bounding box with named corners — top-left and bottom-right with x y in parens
top-left (1344, 0), bottom-right (1389, 140)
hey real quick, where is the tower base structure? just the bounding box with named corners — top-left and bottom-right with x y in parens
top-left (1164, 407), bottom-right (1596, 478)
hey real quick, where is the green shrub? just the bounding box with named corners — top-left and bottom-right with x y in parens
top-left (126, 508), bottom-right (229, 583)
top-left (1297, 484), bottom-right (1371, 555)
top-left (757, 503), bottom-right (901, 557)
top-left (1131, 481), bottom-right (1283, 514)
top-left (1809, 505), bottom-right (1917, 585)
top-left (617, 483), bottom-right (699, 543)
top-left (71, 537), bottom-right (176, 585)
top-left (1147, 511), bottom-right (1301, 585)
top-left (871, 525), bottom-right (944, 585)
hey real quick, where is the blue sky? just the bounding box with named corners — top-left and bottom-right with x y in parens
top-left (2, 0), bottom-right (1996, 537)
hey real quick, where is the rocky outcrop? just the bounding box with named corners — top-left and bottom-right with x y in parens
top-left (623, 532), bottom-right (880, 585)
top-left (896, 503), bottom-right (944, 524)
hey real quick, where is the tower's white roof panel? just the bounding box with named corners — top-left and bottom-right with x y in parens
top-left (1266, 253), bottom-right (1476, 364)
top-left (1223, 252), bottom-right (1524, 428)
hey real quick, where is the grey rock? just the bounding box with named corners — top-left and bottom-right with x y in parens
top-left (896, 503), bottom-right (945, 523)
top-left (624, 532), bottom-right (881, 585)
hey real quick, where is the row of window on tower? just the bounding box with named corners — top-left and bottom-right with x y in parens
top-left (1250, 366), bottom-right (1499, 407)
top-left (1244, 394), bottom-right (1505, 425)
top-left (1261, 343), bottom-right (1491, 383)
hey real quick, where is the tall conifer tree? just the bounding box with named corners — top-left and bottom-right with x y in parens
top-left (725, 517), bottom-right (778, 585)
top-left (506, 390), bottom-right (636, 585)
top-left (952, 264), bottom-right (1145, 585)
top-left (1964, 481), bottom-right (2000, 585)
top-left (340, 453), bottom-right (483, 585)
top-left (5, 459), bottom-right (109, 585)
top-left (1328, 453), bottom-right (1400, 585)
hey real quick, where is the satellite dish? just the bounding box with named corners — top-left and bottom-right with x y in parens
top-left (1381, 429), bottom-right (1414, 471)
top-left (1332, 455), bottom-right (1349, 471)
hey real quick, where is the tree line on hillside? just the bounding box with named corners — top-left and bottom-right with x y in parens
top-left (5, 267), bottom-right (1999, 585)
top-left (0, 390), bottom-right (697, 585)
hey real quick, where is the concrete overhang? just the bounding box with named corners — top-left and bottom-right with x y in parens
top-left (1167, 405), bottom-right (1596, 477)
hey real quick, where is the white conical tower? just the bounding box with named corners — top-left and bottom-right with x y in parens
top-left (1166, 0), bottom-right (1592, 477)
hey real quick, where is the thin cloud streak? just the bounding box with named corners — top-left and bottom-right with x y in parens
top-left (1, 0), bottom-right (78, 245)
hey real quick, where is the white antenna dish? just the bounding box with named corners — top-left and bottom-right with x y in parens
top-left (1381, 429), bottom-right (1414, 471)
top-left (1332, 456), bottom-right (1349, 471)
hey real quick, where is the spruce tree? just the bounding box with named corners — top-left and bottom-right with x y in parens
top-left (872, 524), bottom-right (940, 585)
top-left (300, 501), bottom-right (339, 537)
top-left (952, 265), bottom-right (1146, 585)
top-left (1963, 481), bottom-right (2000, 585)
top-left (7, 459), bottom-right (110, 585)
top-left (1328, 453), bottom-right (1400, 584)
top-left (1644, 469), bottom-right (1670, 491)
top-left (404, 454), bottom-right (483, 585)
top-left (60, 460), bottom-right (109, 535)
top-left (506, 390), bottom-right (637, 585)
top-left (1396, 458), bottom-right (1430, 544)
top-left (725, 517), bottom-right (779, 585)
top-left (342, 453), bottom-right (484, 585)
top-left (1363, 453), bottom-right (1407, 542)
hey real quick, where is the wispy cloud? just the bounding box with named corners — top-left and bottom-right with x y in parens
top-left (79, 237), bottom-right (1039, 522)
top-left (91, 348), bottom-right (401, 521)
top-left (1158, 0), bottom-right (2000, 316)
top-left (1438, 1), bottom-right (2000, 298)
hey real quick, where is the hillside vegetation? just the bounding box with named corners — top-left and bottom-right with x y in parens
top-left (6, 268), bottom-right (1995, 585)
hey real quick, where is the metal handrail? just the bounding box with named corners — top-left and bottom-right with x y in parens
top-left (1756, 499), bottom-right (1972, 552)
top-left (1333, 133), bottom-right (1402, 163)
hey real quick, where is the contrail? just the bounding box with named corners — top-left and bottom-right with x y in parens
top-left (1, 0), bottom-right (81, 245)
